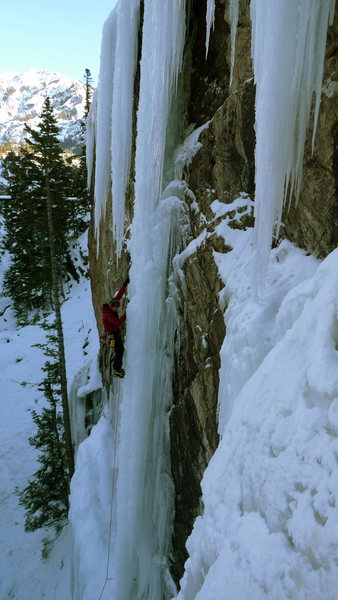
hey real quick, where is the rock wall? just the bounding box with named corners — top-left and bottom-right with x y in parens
top-left (87, 0), bottom-right (338, 587)
top-left (169, 0), bottom-right (255, 581)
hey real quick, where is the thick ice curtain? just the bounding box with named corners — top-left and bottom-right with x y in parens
top-left (251, 0), bottom-right (335, 294)
top-left (92, 10), bottom-right (117, 249)
top-left (111, 0), bottom-right (140, 257)
top-left (91, 2), bottom-right (140, 256)
top-left (112, 0), bottom-right (186, 598)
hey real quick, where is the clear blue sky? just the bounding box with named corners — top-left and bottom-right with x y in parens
top-left (0, 0), bottom-right (118, 85)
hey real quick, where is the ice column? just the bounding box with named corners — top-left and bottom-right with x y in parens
top-left (251, 0), bottom-right (335, 293)
top-left (90, 2), bottom-right (140, 257)
top-left (111, 0), bottom-right (140, 257)
top-left (93, 9), bottom-right (118, 246)
top-left (112, 1), bottom-right (186, 598)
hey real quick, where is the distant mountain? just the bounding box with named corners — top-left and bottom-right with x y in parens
top-left (0, 69), bottom-right (88, 153)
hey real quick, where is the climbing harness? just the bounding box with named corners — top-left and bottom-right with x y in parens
top-left (100, 332), bottom-right (115, 347)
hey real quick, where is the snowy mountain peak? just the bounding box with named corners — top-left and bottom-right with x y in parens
top-left (0, 69), bottom-right (87, 152)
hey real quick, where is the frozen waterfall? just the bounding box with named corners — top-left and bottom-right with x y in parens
top-left (111, 0), bottom-right (186, 595)
top-left (92, 8), bottom-right (117, 248)
top-left (89, 0), bottom-right (187, 598)
top-left (111, 0), bottom-right (140, 256)
top-left (88, 2), bottom-right (140, 257)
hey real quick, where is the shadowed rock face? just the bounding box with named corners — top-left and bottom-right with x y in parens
top-left (170, 237), bottom-right (226, 582)
top-left (87, 0), bottom-right (338, 587)
top-left (168, 1), bottom-right (255, 581)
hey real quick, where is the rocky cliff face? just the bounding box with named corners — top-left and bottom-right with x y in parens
top-left (88, 0), bottom-right (338, 586)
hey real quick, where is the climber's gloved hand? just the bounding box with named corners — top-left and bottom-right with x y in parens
top-left (123, 276), bottom-right (130, 287)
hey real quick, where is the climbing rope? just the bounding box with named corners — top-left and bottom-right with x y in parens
top-left (97, 379), bottom-right (122, 600)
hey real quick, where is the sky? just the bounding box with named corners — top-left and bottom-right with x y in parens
top-left (0, 0), bottom-right (118, 86)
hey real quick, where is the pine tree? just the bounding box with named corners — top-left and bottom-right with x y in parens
top-left (18, 325), bottom-right (71, 532)
top-left (84, 68), bottom-right (93, 118)
top-left (44, 169), bottom-right (74, 478)
top-left (2, 98), bottom-right (83, 318)
top-left (2, 150), bottom-right (51, 315)
top-left (24, 97), bottom-right (76, 244)
top-left (69, 68), bottom-right (94, 216)
top-left (3, 99), bottom-right (75, 476)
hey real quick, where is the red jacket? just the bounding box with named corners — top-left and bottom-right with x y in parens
top-left (101, 284), bottom-right (127, 333)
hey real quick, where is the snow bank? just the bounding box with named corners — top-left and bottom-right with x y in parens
top-left (70, 412), bottom-right (116, 600)
top-left (0, 225), bottom-right (99, 599)
top-left (175, 222), bottom-right (338, 599)
top-left (0, 313), bottom-right (49, 600)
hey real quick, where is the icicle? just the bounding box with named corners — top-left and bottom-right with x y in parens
top-left (207, 0), bottom-right (238, 81)
top-left (112, 0), bottom-right (186, 598)
top-left (251, 0), bottom-right (335, 295)
top-left (229, 0), bottom-right (239, 85)
top-left (93, 9), bottom-right (118, 250)
top-left (111, 0), bottom-right (140, 258)
top-left (205, 0), bottom-right (215, 57)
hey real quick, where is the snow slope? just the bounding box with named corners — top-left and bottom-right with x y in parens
top-left (175, 207), bottom-right (338, 599)
top-left (0, 228), bottom-right (99, 600)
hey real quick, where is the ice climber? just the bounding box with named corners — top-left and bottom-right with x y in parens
top-left (101, 276), bottom-right (130, 377)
